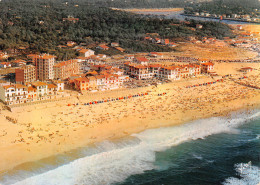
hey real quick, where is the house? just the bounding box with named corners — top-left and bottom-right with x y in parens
top-left (88, 76), bottom-right (97, 90)
top-left (181, 64), bottom-right (201, 78)
top-left (201, 62), bottom-right (214, 73)
top-left (52, 80), bottom-right (65, 91)
top-left (134, 57), bottom-right (149, 65)
top-left (31, 81), bottom-right (48, 98)
top-left (153, 38), bottom-right (161, 44)
top-left (27, 86), bottom-right (37, 100)
top-left (96, 45), bottom-right (109, 50)
top-left (95, 75), bottom-right (106, 90)
top-left (67, 41), bottom-right (77, 47)
top-left (159, 66), bottom-right (181, 80)
top-left (129, 64), bottom-right (152, 80)
top-left (79, 49), bottom-right (95, 58)
top-left (104, 74), bottom-right (119, 90)
top-left (0, 62), bottom-right (11, 68)
top-left (111, 42), bottom-right (119, 47)
top-left (47, 84), bottom-right (57, 95)
top-left (115, 47), bottom-right (125, 52)
top-left (144, 37), bottom-right (152, 41)
top-left (240, 67), bottom-right (253, 73)
top-left (0, 52), bottom-right (9, 60)
top-left (232, 14), bottom-right (238, 18)
top-left (0, 84), bottom-right (28, 105)
top-left (96, 54), bottom-right (107, 59)
top-left (63, 16), bottom-right (79, 23)
top-left (74, 77), bottom-right (89, 92)
top-left (196, 24), bottom-right (203, 29)
top-left (12, 59), bottom-right (27, 67)
top-left (124, 55), bottom-right (135, 60)
top-left (162, 39), bottom-right (170, 45)
top-left (110, 67), bottom-right (124, 76)
top-left (149, 52), bottom-right (163, 58)
top-left (149, 64), bottom-right (162, 77)
top-left (168, 42), bottom-right (177, 47)
top-left (118, 75), bottom-right (130, 84)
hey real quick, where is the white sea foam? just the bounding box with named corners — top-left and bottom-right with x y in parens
top-left (4, 110), bottom-right (260, 185)
top-left (223, 163), bottom-right (260, 185)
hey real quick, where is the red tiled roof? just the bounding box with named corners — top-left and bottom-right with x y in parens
top-left (135, 57), bottom-right (149, 62)
top-left (47, 84), bottom-right (57, 89)
top-left (75, 77), bottom-right (89, 82)
top-left (202, 62), bottom-right (214, 66)
top-left (98, 45), bottom-right (109, 49)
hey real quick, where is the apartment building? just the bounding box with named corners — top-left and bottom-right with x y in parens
top-left (15, 65), bottom-right (36, 83)
top-left (28, 54), bottom-right (56, 81)
top-left (53, 59), bottom-right (80, 80)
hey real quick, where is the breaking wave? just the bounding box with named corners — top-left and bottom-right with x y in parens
top-left (223, 163), bottom-right (260, 185)
top-left (2, 110), bottom-right (259, 185)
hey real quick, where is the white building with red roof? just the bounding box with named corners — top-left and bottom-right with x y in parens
top-left (79, 49), bottom-right (95, 58)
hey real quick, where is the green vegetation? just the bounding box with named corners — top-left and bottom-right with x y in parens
top-left (0, 0), bottom-right (234, 60)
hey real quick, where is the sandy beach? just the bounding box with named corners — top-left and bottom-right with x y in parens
top-left (0, 62), bottom-right (259, 175)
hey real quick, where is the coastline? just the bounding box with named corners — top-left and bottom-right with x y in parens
top-left (181, 14), bottom-right (260, 24)
top-left (0, 74), bottom-right (260, 175)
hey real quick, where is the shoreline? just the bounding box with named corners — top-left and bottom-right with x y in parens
top-left (1, 100), bottom-right (259, 183)
top-left (0, 75), bottom-right (260, 175)
top-left (182, 14), bottom-right (260, 24)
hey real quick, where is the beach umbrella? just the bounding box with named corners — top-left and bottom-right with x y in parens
top-left (67, 104), bottom-right (71, 106)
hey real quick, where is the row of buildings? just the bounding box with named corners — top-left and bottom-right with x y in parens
top-left (15, 55), bottom-right (80, 83)
top-left (0, 81), bottom-right (64, 105)
top-left (124, 62), bottom-right (214, 80)
top-left (192, 12), bottom-right (260, 22)
top-left (69, 65), bottom-right (130, 92)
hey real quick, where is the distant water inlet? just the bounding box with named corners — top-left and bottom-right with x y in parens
top-left (132, 9), bottom-right (255, 25)
top-left (1, 109), bottom-right (259, 185)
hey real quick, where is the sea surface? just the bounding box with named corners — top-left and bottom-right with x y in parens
top-left (0, 109), bottom-right (259, 185)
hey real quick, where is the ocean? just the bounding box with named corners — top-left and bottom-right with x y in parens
top-left (0, 109), bottom-right (259, 185)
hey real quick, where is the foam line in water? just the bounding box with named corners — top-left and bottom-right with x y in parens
top-left (223, 163), bottom-right (260, 185)
top-left (4, 110), bottom-right (260, 185)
